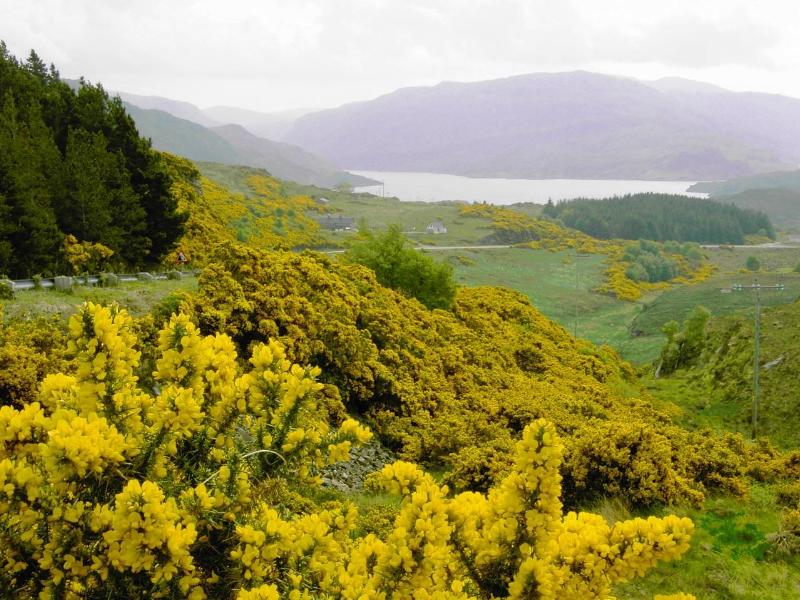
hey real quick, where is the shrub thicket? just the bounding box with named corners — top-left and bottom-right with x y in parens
top-left (0, 302), bottom-right (697, 599)
top-left (185, 242), bottom-right (750, 506)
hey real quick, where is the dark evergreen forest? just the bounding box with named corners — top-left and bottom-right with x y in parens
top-left (542, 193), bottom-right (775, 244)
top-left (0, 43), bottom-right (185, 278)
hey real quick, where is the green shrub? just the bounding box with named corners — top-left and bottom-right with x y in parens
top-left (0, 280), bottom-right (13, 300)
top-left (346, 224), bottom-right (456, 309)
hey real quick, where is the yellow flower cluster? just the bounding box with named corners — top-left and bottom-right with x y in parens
top-left (562, 420), bottom-right (707, 507)
top-left (0, 301), bottom-right (697, 599)
top-left (41, 410), bottom-right (130, 481)
top-left (97, 480), bottom-right (198, 588)
top-left (225, 420), bottom-right (694, 600)
top-left (189, 245), bottom-right (750, 510)
top-left (159, 154), bottom-right (328, 266)
top-left (0, 302), bottom-right (371, 598)
top-left (236, 584), bottom-right (280, 600)
top-left (61, 233), bottom-right (115, 274)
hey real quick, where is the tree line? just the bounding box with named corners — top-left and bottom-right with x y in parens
top-left (0, 43), bottom-right (185, 278)
top-left (542, 193), bottom-right (775, 244)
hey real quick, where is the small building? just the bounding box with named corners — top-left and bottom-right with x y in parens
top-left (426, 219), bottom-right (447, 234)
top-left (316, 197), bottom-right (330, 205)
top-left (316, 215), bottom-right (355, 231)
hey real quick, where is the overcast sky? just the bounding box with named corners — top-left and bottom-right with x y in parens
top-left (2, 0), bottom-right (799, 113)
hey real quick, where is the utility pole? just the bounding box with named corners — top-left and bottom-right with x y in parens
top-left (573, 251), bottom-right (591, 338)
top-left (730, 279), bottom-right (784, 439)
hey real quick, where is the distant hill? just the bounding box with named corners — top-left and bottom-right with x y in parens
top-left (107, 88), bottom-right (311, 141)
top-left (124, 103), bottom-right (237, 163)
top-left (285, 71), bottom-right (797, 181)
top-left (209, 123), bottom-right (371, 189)
top-left (202, 106), bottom-right (312, 140)
top-left (716, 188), bottom-right (800, 230)
top-left (123, 103), bottom-right (374, 188)
top-left (117, 90), bottom-right (220, 127)
top-left (686, 170), bottom-right (800, 229)
top-left (650, 78), bottom-right (800, 166)
top-left (688, 170), bottom-right (800, 195)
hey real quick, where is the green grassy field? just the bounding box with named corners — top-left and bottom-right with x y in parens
top-left (704, 245), bottom-right (800, 274)
top-left (632, 271), bottom-right (800, 338)
top-left (280, 183), bottom-right (498, 246)
top-left (614, 487), bottom-right (800, 600)
top-left (436, 244), bottom-right (800, 366)
top-left (198, 162), bottom-right (498, 246)
top-left (436, 247), bottom-right (663, 363)
top-left (1, 278), bottom-right (197, 321)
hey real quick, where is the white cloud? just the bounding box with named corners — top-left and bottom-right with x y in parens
top-left (1, 0), bottom-right (798, 111)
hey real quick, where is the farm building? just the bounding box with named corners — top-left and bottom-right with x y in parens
top-left (316, 215), bottom-right (355, 231)
top-left (426, 219), bottom-right (447, 234)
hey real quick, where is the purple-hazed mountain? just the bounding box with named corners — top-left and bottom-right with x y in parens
top-left (284, 71), bottom-right (800, 181)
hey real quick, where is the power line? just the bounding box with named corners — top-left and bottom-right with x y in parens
top-left (729, 279), bottom-right (784, 439)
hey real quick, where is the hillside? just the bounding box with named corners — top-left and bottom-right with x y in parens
top-left (688, 170), bottom-right (800, 195)
top-left (123, 103), bottom-right (374, 188)
top-left (210, 123), bottom-right (373, 188)
top-left (117, 89), bottom-right (219, 126)
top-left (649, 299), bottom-right (800, 449)
top-left (5, 154), bottom-right (800, 600)
top-left (285, 71), bottom-right (793, 180)
top-left (651, 78), bottom-right (800, 165)
top-left (202, 105), bottom-right (311, 139)
top-left (111, 90), bottom-right (310, 140)
top-left (124, 103), bottom-right (239, 163)
top-left (716, 188), bottom-right (800, 230)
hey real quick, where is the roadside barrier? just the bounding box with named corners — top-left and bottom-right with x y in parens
top-left (2, 269), bottom-right (200, 292)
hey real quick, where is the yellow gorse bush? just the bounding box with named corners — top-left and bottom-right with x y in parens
top-left (0, 302), bottom-right (370, 598)
top-left (0, 301), bottom-right (695, 599)
top-left (189, 244), bottom-right (748, 508)
top-left (160, 155), bottom-right (328, 267)
top-left (61, 234), bottom-right (115, 275)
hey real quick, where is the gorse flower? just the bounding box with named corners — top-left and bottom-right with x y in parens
top-left (0, 302), bottom-right (693, 599)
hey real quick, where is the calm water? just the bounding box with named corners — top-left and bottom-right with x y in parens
top-left (353, 171), bottom-right (706, 205)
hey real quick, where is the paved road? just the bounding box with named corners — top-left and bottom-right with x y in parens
top-left (701, 242), bottom-right (800, 250)
top-left (322, 244), bottom-right (514, 254)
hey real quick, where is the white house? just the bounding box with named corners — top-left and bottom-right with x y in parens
top-left (426, 219), bottom-right (447, 234)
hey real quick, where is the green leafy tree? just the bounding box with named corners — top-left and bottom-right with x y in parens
top-left (746, 255), bottom-right (761, 272)
top-left (346, 224), bottom-right (457, 309)
top-left (659, 306), bottom-right (711, 374)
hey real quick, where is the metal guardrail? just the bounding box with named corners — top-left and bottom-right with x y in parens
top-left (4, 270), bottom-right (200, 292)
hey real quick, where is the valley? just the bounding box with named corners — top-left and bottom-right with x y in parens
top-left (3, 36), bottom-right (800, 600)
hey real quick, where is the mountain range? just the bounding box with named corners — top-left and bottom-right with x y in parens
top-left (110, 71), bottom-right (800, 183)
top-left (65, 83), bottom-right (372, 188)
top-left (284, 71), bottom-right (800, 181)
top-left (123, 103), bottom-right (374, 188)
